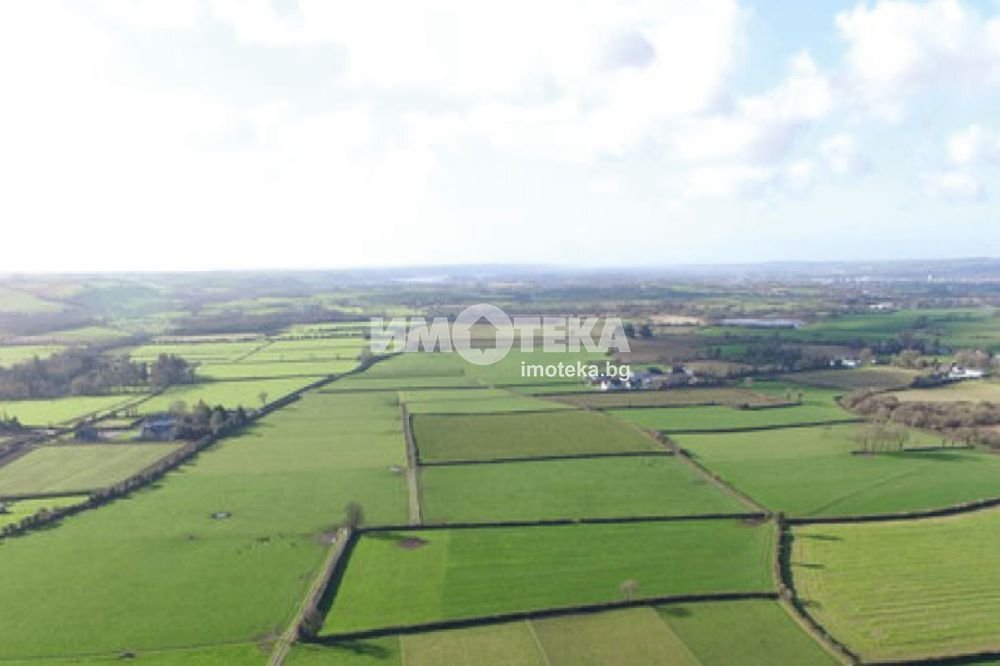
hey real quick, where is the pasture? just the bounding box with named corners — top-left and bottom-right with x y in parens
top-left (0, 444), bottom-right (178, 496)
top-left (545, 386), bottom-right (789, 409)
top-left (294, 599), bottom-right (835, 665)
top-left (657, 599), bottom-right (837, 665)
top-left (411, 410), bottom-right (663, 463)
top-left (793, 508), bottom-right (1000, 661)
top-left (197, 360), bottom-right (358, 380)
top-left (893, 380), bottom-right (1000, 403)
top-left (0, 495), bottom-right (88, 528)
top-left (400, 388), bottom-right (568, 414)
top-left (420, 456), bottom-right (746, 522)
top-left (676, 424), bottom-right (1000, 516)
top-left (783, 366), bottom-right (920, 390)
top-left (0, 344), bottom-right (66, 367)
top-left (323, 520), bottom-right (775, 634)
top-left (0, 394), bottom-right (138, 426)
top-left (609, 402), bottom-right (855, 433)
top-left (0, 390), bottom-right (408, 659)
top-left (137, 377), bottom-right (325, 414)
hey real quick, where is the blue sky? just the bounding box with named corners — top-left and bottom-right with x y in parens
top-left (0, 0), bottom-right (998, 271)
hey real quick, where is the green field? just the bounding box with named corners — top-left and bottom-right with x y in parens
top-left (0, 285), bottom-right (63, 313)
top-left (0, 394), bottom-right (138, 426)
top-left (609, 402), bottom-right (856, 432)
top-left (0, 444), bottom-right (179, 496)
top-left (0, 390), bottom-right (408, 659)
top-left (293, 599), bottom-right (836, 665)
top-left (793, 508), bottom-right (1000, 661)
top-left (657, 599), bottom-right (837, 665)
top-left (547, 387), bottom-right (788, 409)
top-left (322, 520), bottom-right (775, 634)
top-left (401, 388), bottom-right (569, 414)
top-left (197, 360), bottom-right (358, 380)
top-left (137, 376), bottom-right (327, 413)
top-left (0, 494), bottom-right (89, 528)
top-left (783, 366), bottom-right (920, 390)
top-left (0, 344), bottom-right (66, 367)
top-left (420, 456), bottom-right (746, 523)
top-left (412, 410), bottom-right (663, 463)
top-left (130, 341), bottom-right (264, 363)
top-left (894, 380), bottom-right (1000, 403)
top-left (676, 424), bottom-right (1000, 516)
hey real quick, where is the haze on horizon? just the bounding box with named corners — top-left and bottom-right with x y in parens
top-left (2, 0), bottom-right (999, 273)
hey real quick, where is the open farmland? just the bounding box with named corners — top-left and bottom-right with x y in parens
top-left (0, 495), bottom-right (88, 528)
top-left (676, 424), bottom-right (1000, 517)
top-left (793, 508), bottom-right (1000, 661)
top-left (0, 344), bottom-right (65, 367)
top-left (609, 402), bottom-right (856, 433)
top-left (0, 444), bottom-right (178, 496)
top-left (197, 359), bottom-right (359, 380)
top-left (322, 519), bottom-right (775, 634)
top-left (420, 456), bottom-right (746, 523)
top-left (292, 599), bottom-right (836, 665)
top-left (782, 366), bottom-right (921, 390)
top-left (136, 376), bottom-right (328, 414)
top-left (546, 387), bottom-right (789, 409)
top-left (893, 379), bottom-right (1000, 403)
top-left (0, 394), bottom-right (139, 426)
top-left (400, 387), bottom-right (569, 414)
top-left (0, 390), bottom-right (408, 659)
top-left (411, 410), bottom-right (663, 463)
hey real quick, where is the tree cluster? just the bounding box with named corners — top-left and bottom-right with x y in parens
top-left (169, 400), bottom-right (249, 439)
top-left (0, 351), bottom-right (194, 399)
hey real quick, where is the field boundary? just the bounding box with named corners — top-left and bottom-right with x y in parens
top-left (669, 444), bottom-right (771, 513)
top-left (774, 515), bottom-right (861, 665)
top-left (785, 496), bottom-right (1000, 525)
top-left (314, 591), bottom-right (779, 643)
top-left (401, 405), bottom-right (422, 526)
top-left (269, 527), bottom-right (352, 666)
top-left (866, 649), bottom-right (1000, 665)
top-left (660, 418), bottom-right (861, 435)
top-left (419, 450), bottom-right (674, 466)
top-left (357, 512), bottom-right (768, 532)
top-left (0, 489), bottom-right (94, 502)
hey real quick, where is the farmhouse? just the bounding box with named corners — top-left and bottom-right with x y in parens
top-left (948, 365), bottom-right (986, 380)
top-left (140, 416), bottom-right (176, 441)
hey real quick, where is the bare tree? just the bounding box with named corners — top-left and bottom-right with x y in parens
top-left (258, 391), bottom-right (268, 407)
top-left (619, 579), bottom-right (640, 602)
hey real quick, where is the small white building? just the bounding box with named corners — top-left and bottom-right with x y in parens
top-left (948, 366), bottom-right (986, 380)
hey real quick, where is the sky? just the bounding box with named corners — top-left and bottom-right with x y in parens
top-left (1, 0), bottom-right (999, 272)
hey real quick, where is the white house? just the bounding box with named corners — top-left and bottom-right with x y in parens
top-left (948, 366), bottom-right (986, 380)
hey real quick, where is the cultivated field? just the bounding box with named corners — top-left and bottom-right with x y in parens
top-left (676, 424), bottom-right (1000, 516)
top-left (411, 410), bottom-right (663, 463)
top-left (420, 456), bottom-right (746, 523)
top-left (0, 444), bottom-right (179, 496)
top-left (793, 508), bottom-right (1000, 661)
top-left (322, 520), bottom-right (775, 634)
top-left (137, 377), bottom-right (327, 414)
top-left (0, 344), bottom-right (65, 367)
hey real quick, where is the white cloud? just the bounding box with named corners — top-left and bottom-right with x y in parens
top-left (947, 124), bottom-right (1000, 166)
top-left (672, 52), bottom-right (832, 164)
top-left (924, 170), bottom-right (987, 201)
top-left (820, 133), bottom-right (869, 175)
top-left (836, 0), bottom-right (1000, 120)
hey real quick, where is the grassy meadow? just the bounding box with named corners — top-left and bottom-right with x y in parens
top-left (322, 520), bottom-right (775, 634)
top-left (420, 455), bottom-right (746, 523)
top-left (676, 424), bottom-right (1000, 516)
top-left (0, 444), bottom-right (178, 496)
top-left (609, 402), bottom-right (856, 433)
top-left (0, 391), bottom-right (408, 659)
top-left (412, 410), bottom-right (663, 462)
top-left (793, 508), bottom-right (1000, 661)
